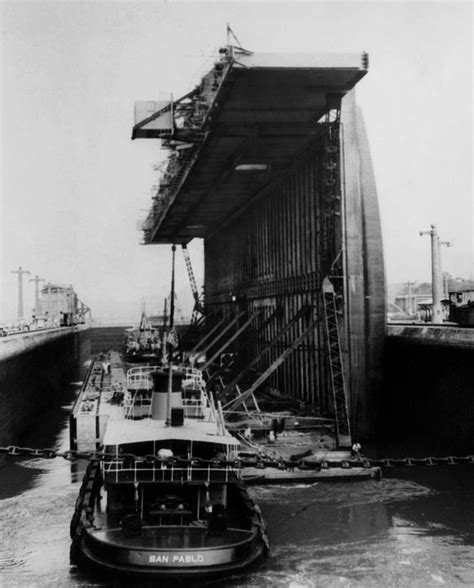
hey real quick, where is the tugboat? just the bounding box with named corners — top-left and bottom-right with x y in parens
top-left (71, 246), bottom-right (268, 579)
top-left (70, 366), bottom-right (268, 579)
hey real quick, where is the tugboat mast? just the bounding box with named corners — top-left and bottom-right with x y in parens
top-left (166, 244), bottom-right (177, 424)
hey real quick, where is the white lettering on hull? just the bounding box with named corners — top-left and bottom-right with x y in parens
top-left (149, 553), bottom-right (205, 564)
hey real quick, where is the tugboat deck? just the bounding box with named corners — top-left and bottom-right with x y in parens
top-left (104, 417), bottom-right (236, 446)
top-left (72, 350), bottom-right (381, 482)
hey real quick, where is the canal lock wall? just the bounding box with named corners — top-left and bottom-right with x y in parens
top-left (0, 327), bottom-right (91, 460)
top-left (380, 329), bottom-right (474, 453)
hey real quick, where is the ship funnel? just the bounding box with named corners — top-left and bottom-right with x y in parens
top-left (150, 370), bottom-right (183, 420)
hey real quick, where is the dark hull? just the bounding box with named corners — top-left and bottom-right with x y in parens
top-left (77, 525), bottom-right (265, 579)
top-left (71, 463), bottom-right (268, 580)
top-left (123, 352), bottom-right (160, 364)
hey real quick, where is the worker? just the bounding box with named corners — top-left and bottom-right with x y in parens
top-left (158, 447), bottom-right (174, 469)
top-left (158, 448), bottom-right (173, 459)
top-left (351, 442), bottom-right (362, 458)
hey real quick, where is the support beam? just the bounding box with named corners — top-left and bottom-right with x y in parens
top-left (205, 306), bottom-right (281, 389)
top-left (223, 317), bottom-right (318, 412)
top-left (179, 309), bottom-right (216, 349)
top-left (189, 315), bottom-right (227, 355)
top-left (194, 310), bottom-right (247, 362)
top-left (201, 309), bottom-right (263, 371)
top-left (219, 305), bottom-right (311, 398)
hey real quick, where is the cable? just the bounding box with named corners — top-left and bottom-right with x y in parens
top-left (266, 483), bottom-right (320, 531)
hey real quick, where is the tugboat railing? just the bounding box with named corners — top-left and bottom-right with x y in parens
top-left (124, 393), bottom-right (153, 419)
top-left (103, 460), bottom-right (239, 484)
top-left (126, 366), bottom-right (159, 391)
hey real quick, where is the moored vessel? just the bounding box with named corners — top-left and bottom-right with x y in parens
top-left (123, 311), bottom-right (162, 365)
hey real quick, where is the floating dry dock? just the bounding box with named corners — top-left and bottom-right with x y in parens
top-left (132, 45), bottom-right (385, 444)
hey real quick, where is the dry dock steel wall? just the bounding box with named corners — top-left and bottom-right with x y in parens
top-left (204, 92), bottom-right (385, 439)
top-left (134, 51), bottom-right (385, 440)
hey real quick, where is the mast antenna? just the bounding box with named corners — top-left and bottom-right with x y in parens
top-left (226, 23), bottom-right (252, 55)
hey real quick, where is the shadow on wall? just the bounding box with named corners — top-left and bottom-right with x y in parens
top-left (379, 337), bottom-right (474, 452)
top-left (0, 330), bottom-right (91, 448)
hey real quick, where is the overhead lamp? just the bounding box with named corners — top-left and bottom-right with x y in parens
top-left (234, 163), bottom-right (270, 172)
top-left (185, 225), bottom-right (206, 229)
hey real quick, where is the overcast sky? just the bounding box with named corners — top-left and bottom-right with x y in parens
top-left (1, 0), bottom-right (472, 323)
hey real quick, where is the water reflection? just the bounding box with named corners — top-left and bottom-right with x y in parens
top-left (1, 398), bottom-right (474, 586)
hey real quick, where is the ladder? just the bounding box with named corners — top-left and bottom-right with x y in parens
top-left (322, 277), bottom-right (351, 448)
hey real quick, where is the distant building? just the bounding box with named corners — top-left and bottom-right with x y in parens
top-left (148, 314), bottom-right (166, 329)
top-left (36, 284), bottom-right (89, 326)
top-left (450, 289), bottom-right (474, 306)
top-left (416, 299), bottom-right (451, 323)
top-left (393, 278), bottom-right (474, 324)
top-left (394, 282), bottom-right (432, 316)
top-left (386, 301), bottom-right (411, 322)
top-left (449, 288), bottom-right (474, 326)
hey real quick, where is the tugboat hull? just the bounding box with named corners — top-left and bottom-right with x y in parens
top-left (77, 525), bottom-right (265, 579)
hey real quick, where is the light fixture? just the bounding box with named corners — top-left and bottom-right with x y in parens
top-left (234, 163), bottom-right (270, 172)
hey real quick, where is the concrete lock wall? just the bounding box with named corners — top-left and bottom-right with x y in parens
top-left (382, 336), bottom-right (474, 450)
top-left (0, 327), bottom-right (91, 451)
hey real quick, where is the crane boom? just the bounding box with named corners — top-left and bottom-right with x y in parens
top-left (181, 244), bottom-right (204, 322)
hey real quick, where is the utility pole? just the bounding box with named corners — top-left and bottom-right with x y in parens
top-left (404, 281), bottom-right (416, 315)
top-left (439, 243), bottom-right (451, 298)
top-left (45, 282), bottom-right (52, 324)
top-left (29, 275), bottom-right (45, 316)
top-left (11, 266), bottom-right (30, 322)
top-left (419, 225), bottom-right (450, 324)
top-left (442, 272), bottom-right (451, 299)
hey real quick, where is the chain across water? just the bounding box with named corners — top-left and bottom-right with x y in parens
top-left (2, 446), bottom-right (474, 470)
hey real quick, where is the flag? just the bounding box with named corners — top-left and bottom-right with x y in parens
top-left (167, 328), bottom-right (179, 349)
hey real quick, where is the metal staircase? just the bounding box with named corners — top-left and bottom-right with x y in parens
top-left (322, 277), bottom-right (352, 448)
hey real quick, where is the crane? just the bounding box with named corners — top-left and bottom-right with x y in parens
top-left (181, 244), bottom-right (204, 324)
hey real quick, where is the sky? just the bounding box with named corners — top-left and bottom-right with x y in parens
top-left (1, 0), bottom-right (472, 323)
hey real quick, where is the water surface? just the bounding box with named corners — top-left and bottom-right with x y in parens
top-left (1, 397), bottom-right (474, 587)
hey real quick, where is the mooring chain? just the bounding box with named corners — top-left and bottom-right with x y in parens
top-left (1, 446), bottom-right (474, 469)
